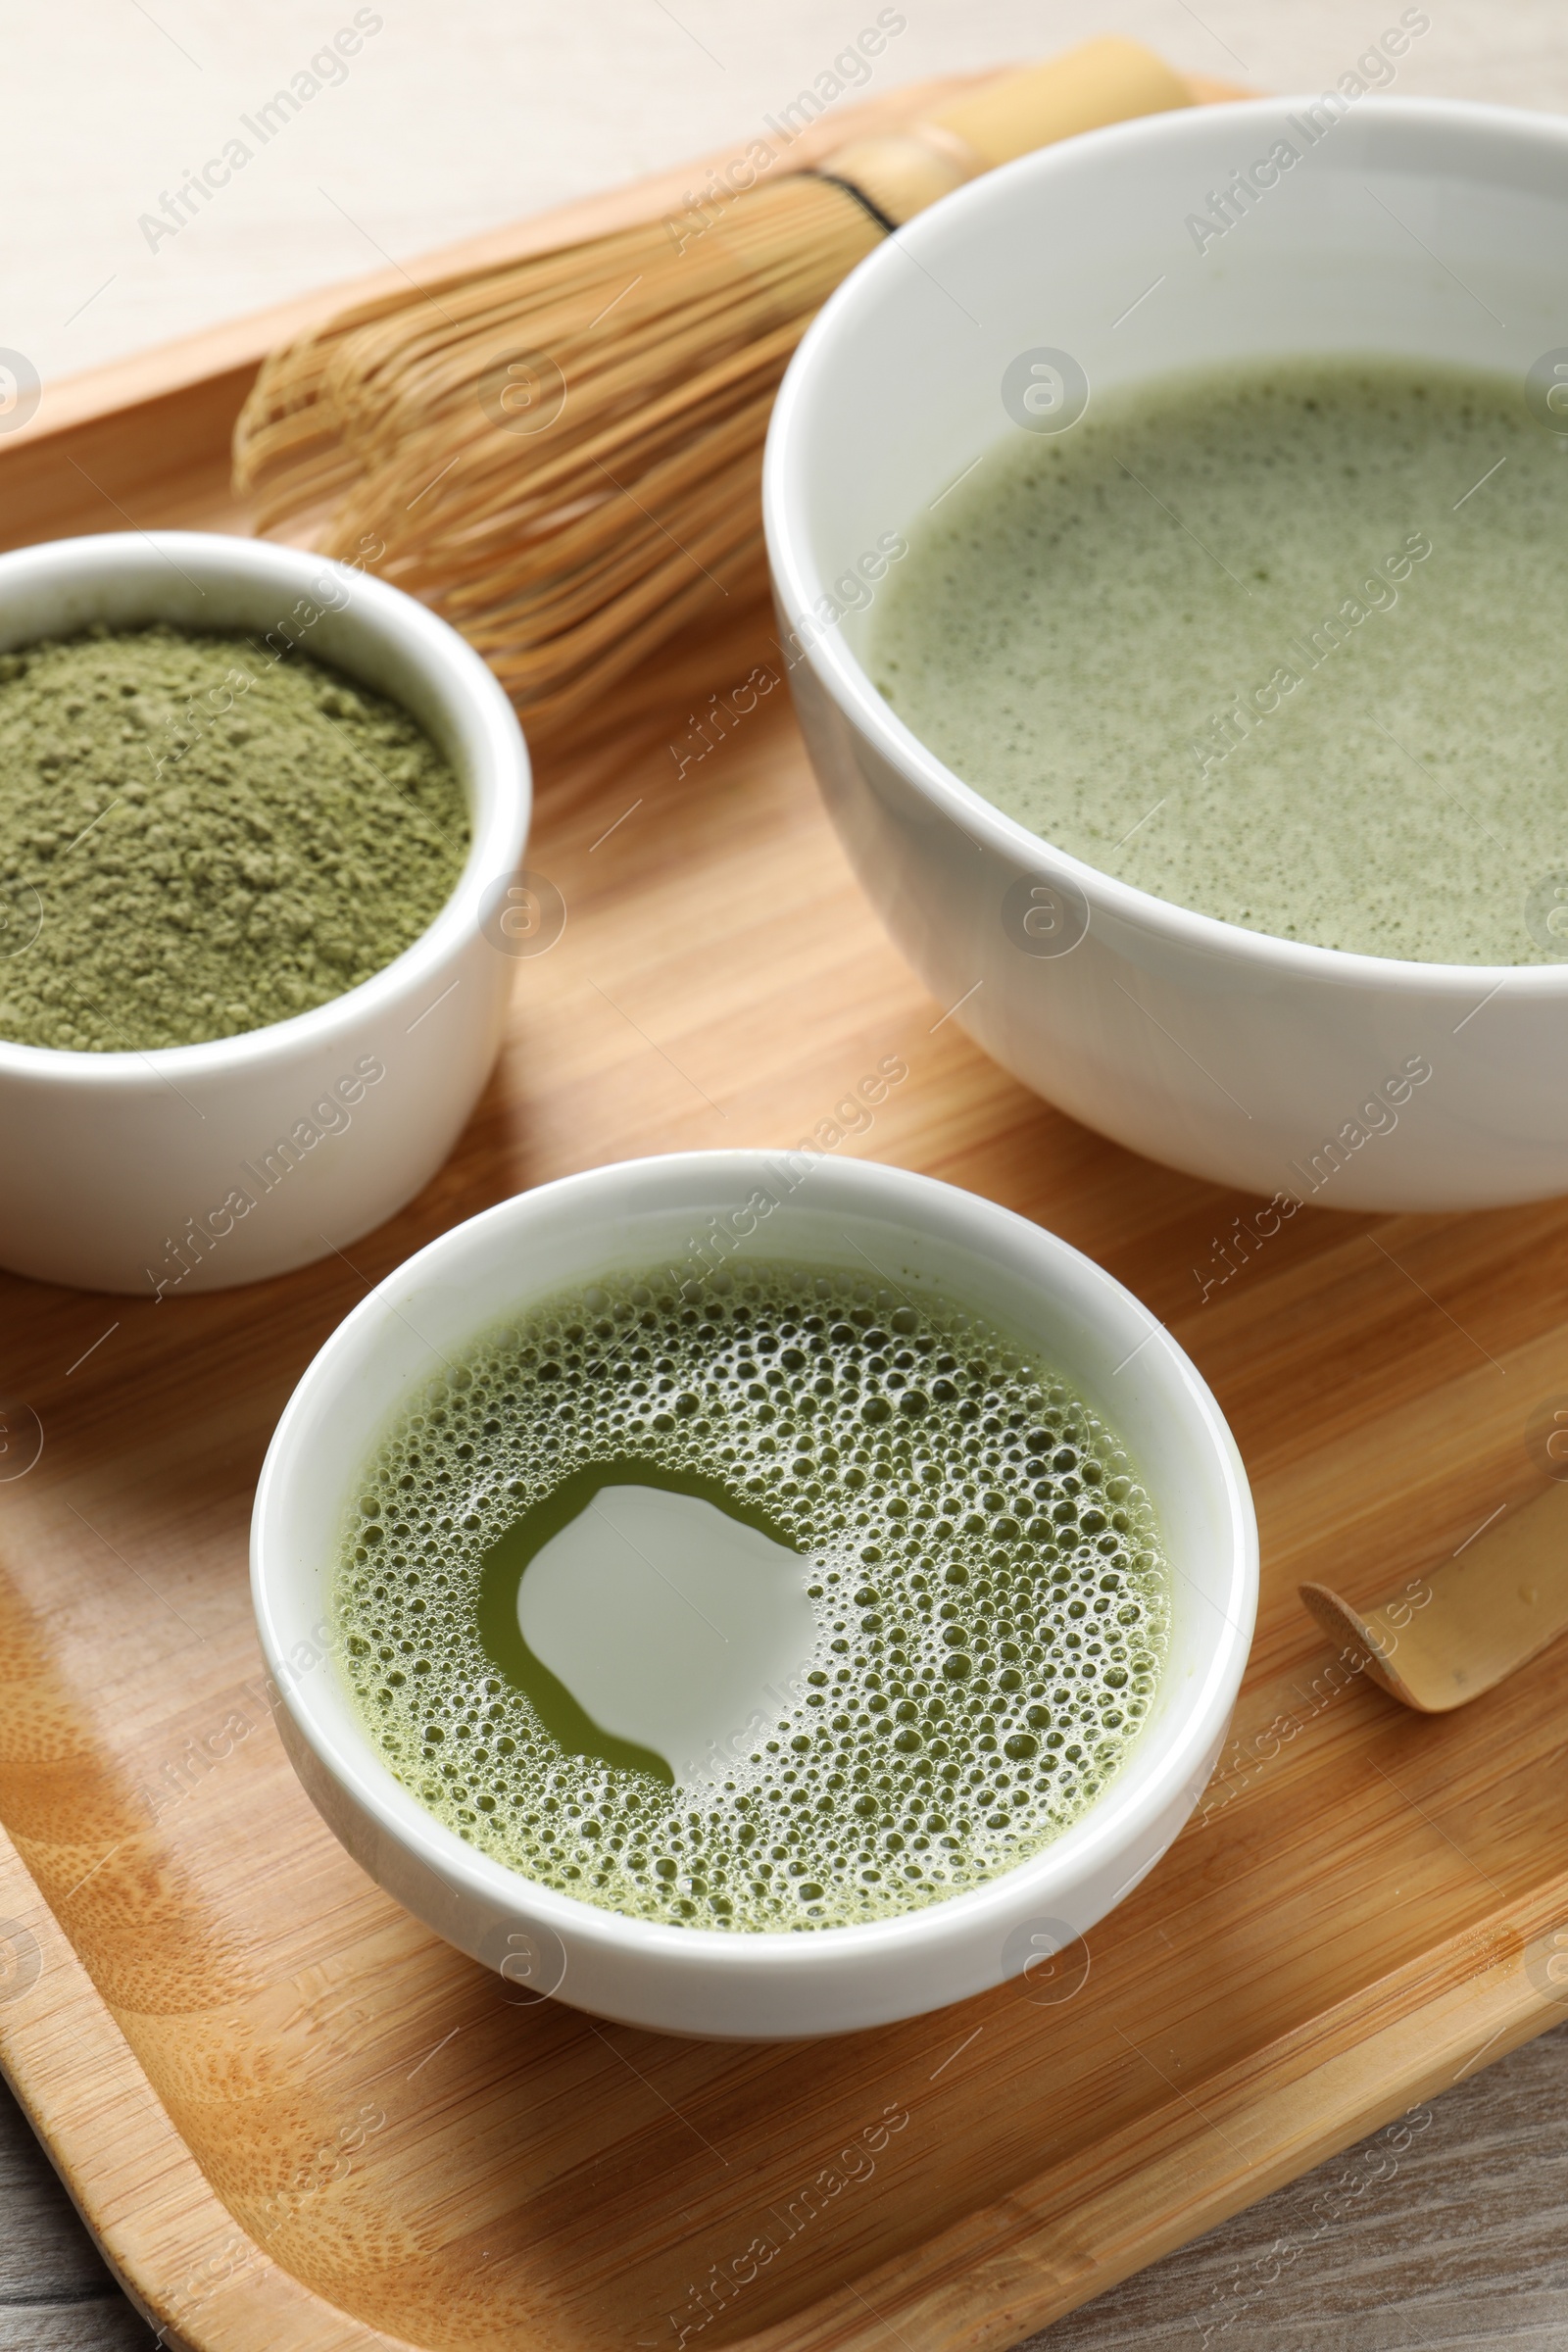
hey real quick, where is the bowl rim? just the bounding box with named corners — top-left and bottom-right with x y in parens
top-left (0, 529), bottom-right (530, 1085)
top-left (251, 1148), bottom-right (1258, 1976)
top-left (762, 91), bottom-right (1568, 1000)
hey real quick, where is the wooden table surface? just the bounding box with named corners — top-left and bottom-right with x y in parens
top-left (9, 4), bottom-right (1568, 2346)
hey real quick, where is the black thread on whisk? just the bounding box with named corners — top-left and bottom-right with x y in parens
top-left (807, 172), bottom-right (901, 237)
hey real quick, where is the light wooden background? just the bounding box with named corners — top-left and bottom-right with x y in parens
top-left (7, 4), bottom-right (1568, 2347)
top-left (15, 0), bottom-right (1568, 388)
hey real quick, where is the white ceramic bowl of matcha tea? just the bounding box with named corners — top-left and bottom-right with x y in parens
top-left (764, 97), bottom-right (1568, 1212)
top-left (251, 1151), bottom-right (1255, 2040)
top-left (0, 532), bottom-right (530, 1293)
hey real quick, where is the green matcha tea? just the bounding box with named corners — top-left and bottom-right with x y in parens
top-left (0, 623), bottom-right (466, 1051)
top-left (870, 358), bottom-right (1567, 963)
top-left (333, 1261), bottom-right (1170, 1933)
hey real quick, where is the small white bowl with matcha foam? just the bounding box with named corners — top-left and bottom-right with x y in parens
top-left (251, 1152), bottom-right (1255, 2039)
top-left (764, 96), bottom-right (1568, 1211)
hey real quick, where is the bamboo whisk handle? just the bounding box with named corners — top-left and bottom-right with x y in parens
top-left (815, 36), bottom-right (1193, 227)
top-left (929, 35), bottom-right (1193, 166)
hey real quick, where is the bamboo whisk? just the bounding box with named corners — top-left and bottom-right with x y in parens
top-left (233, 39), bottom-right (1192, 734)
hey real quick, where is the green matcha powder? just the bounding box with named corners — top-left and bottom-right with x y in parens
top-left (0, 623), bottom-right (468, 1052)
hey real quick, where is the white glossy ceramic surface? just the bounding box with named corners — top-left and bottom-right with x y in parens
top-left (763, 98), bottom-right (1568, 1211)
top-left (0, 532), bottom-right (530, 1294)
top-left (251, 1151), bottom-right (1256, 2040)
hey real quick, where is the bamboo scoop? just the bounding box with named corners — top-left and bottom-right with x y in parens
top-left (233, 38), bottom-right (1196, 733)
top-left (1300, 1483), bottom-right (1568, 1711)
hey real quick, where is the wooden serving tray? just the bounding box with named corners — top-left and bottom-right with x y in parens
top-left (4, 79), bottom-right (1568, 2352)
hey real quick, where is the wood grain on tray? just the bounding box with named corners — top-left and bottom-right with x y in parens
top-left (2, 69), bottom-right (1567, 2352)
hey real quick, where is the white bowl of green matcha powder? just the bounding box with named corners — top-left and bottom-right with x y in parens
top-left (0, 532), bottom-right (529, 1292)
top-left (765, 96), bottom-right (1568, 1212)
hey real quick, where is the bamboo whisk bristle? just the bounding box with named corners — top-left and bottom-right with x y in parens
top-left (232, 40), bottom-right (1194, 735)
top-left (235, 178), bottom-right (881, 732)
